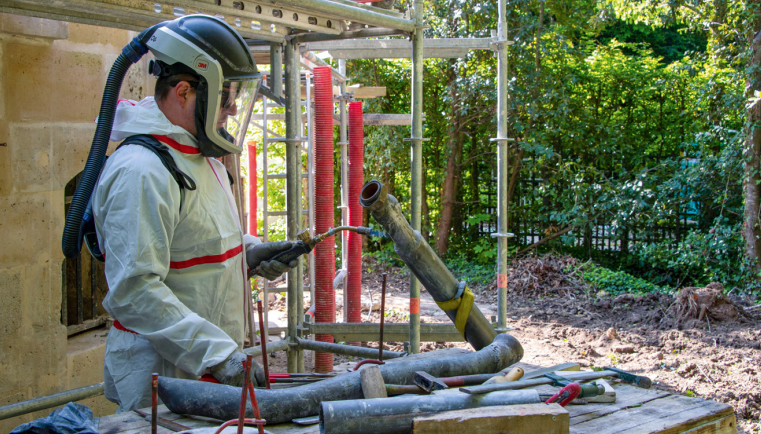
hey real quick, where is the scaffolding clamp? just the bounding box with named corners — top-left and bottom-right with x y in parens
top-left (269, 137), bottom-right (309, 143)
top-left (434, 281), bottom-right (474, 338)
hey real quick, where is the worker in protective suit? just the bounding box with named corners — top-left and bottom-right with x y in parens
top-left (92, 15), bottom-right (295, 412)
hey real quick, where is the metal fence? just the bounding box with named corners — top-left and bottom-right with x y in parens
top-left (465, 162), bottom-right (697, 257)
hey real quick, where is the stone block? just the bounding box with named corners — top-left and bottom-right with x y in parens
top-left (0, 13), bottom-right (68, 39)
top-left (24, 259), bottom-right (60, 329)
top-left (0, 121), bottom-right (10, 196)
top-left (9, 123), bottom-right (51, 193)
top-left (51, 123), bottom-right (95, 190)
top-left (0, 192), bottom-right (59, 265)
top-left (0, 266), bottom-right (23, 337)
top-left (4, 41), bottom-right (103, 122)
top-left (66, 331), bottom-right (108, 388)
top-left (67, 22), bottom-right (132, 48)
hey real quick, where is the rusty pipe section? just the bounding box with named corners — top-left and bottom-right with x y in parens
top-left (360, 180), bottom-right (501, 350)
top-left (320, 389), bottom-right (541, 434)
top-left (158, 334), bottom-right (523, 425)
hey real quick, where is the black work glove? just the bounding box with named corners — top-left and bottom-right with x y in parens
top-left (245, 240), bottom-right (298, 280)
top-left (209, 349), bottom-right (265, 387)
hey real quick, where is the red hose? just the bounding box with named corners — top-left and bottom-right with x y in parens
top-left (347, 102), bottom-right (364, 328)
top-left (247, 141), bottom-right (257, 236)
top-left (313, 66), bottom-right (335, 373)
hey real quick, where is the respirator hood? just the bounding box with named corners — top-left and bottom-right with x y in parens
top-left (146, 15), bottom-right (261, 156)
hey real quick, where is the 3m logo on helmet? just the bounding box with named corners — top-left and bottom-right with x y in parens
top-left (196, 60), bottom-right (208, 71)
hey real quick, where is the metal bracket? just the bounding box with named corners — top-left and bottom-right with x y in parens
top-left (489, 137), bottom-right (516, 142)
top-left (335, 92), bottom-right (354, 101)
top-left (490, 232), bottom-right (515, 238)
top-left (403, 137), bottom-right (431, 142)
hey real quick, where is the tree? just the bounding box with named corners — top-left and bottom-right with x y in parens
top-left (743, 0), bottom-right (761, 272)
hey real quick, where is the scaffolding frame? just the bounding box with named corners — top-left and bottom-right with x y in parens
top-left (9, 0), bottom-right (514, 372)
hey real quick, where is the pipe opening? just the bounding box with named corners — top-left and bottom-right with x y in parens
top-left (360, 180), bottom-right (382, 206)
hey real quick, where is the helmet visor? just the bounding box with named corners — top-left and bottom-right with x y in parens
top-left (221, 78), bottom-right (261, 147)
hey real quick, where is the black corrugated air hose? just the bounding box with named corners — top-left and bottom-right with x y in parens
top-left (61, 25), bottom-right (162, 258)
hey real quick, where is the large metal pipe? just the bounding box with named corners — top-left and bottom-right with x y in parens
top-left (158, 334), bottom-right (523, 424)
top-left (0, 383), bottom-right (104, 421)
top-left (360, 181), bottom-right (501, 350)
top-left (296, 338), bottom-right (402, 360)
top-left (319, 389), bottom-right (540, 434)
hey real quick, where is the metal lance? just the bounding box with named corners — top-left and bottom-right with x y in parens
top-left (158, 334), bottom-right (523, 424)
top-left (360, 180), bottom-right (503, 350)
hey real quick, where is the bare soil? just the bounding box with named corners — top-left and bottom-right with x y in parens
top-left (261, 255), bottom-right (761, 433)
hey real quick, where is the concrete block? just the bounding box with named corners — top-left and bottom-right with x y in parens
top-left (0, 13), bottom-right (68, 39)
top-left (4, 41), bottom-right (103, 122)
top-left (0, 192), bottom-right (59, 265)
top-left (51, 123), bottom-right (95, 190)
top-left (0, 266), bottom-right (23, 337)
top-left (412, 403), bottom-right (570, 434)
top-left (9, 123), bottom-right (51, 193)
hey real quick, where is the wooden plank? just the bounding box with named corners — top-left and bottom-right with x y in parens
top-left (413, 403), bottom-right (569, 434)
top-left (681, 414), bottom-right (737, 434)
top-left (566, 383), bottom-right (671, 424)
top-left (569, 394), bottom-right (735, 434)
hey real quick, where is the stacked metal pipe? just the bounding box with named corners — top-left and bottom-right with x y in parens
top-left (313, 66), bottom-right (335, 372)
top-left (346, 101), bottom-right (364, 326)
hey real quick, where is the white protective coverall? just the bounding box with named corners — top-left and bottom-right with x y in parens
top-left (93, 97), bottom-right (256, 412)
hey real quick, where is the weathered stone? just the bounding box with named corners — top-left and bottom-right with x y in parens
top-left (10, 123), bottom-right (52, 192)
top-left (0, 192), bottom-right (59, 265)
top-left (51, 123), bottom-right (95, 190)
top-left (66, 22), bottom-right (132, 48)
top-left (0, 266), bottom-right (23, 336)
top-left (0, 13), bottom-right (68, 39)
top-left (4, 42), bottom-right (103, 122)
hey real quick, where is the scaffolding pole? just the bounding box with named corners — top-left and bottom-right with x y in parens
top-left (338, 59), bottom-right (350, 322)
top-left (495, 0), bottom-right (510, 330)
top-left (408, 0), bottom-right (424, 354)
top-left (285, 39), bottom-right (302, 373)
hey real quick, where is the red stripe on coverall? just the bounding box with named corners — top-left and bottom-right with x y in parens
top-left (153, 134), bottom-right (201, 154)
top-left (169, 244), bottom-right (243, 269)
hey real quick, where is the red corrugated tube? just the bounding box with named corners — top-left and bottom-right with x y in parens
top-left (347, 102), bottom-right (364, 328)
top-left (247, 141), bottom-right (257, 236)
top-left (313, 66), bottom-right (335, 373)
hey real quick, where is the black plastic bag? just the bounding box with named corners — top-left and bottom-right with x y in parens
top-left (10, 402), bottom-right (98, 434)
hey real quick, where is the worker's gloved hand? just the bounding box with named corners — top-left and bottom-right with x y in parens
top-left (245, 238), bottom-right (298, 280)
top-left (209, 350), bottom-right (265, 387)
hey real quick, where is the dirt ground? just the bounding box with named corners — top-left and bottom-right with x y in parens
top-left (260, 256), bottom-right (761, 433)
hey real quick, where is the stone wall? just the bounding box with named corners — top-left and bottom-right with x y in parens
top-left (0, 13), bottom-right (154, 431)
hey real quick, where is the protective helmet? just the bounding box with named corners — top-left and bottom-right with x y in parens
top-left (146, 15), bottom-right (261, 157)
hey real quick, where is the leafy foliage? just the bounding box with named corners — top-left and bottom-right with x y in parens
top-left (583, 263), bottom-right (668, 295)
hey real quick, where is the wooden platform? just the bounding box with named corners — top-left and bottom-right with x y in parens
top-left (98, 365), bottom-right (736, 434)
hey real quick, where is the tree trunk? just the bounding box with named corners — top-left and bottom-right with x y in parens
top-left (436, 131), bottom-right (464, 256)
top-left (435, 65), bottom-right (463, 257)
top-left (743, 10), bottom-right (761, 273)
